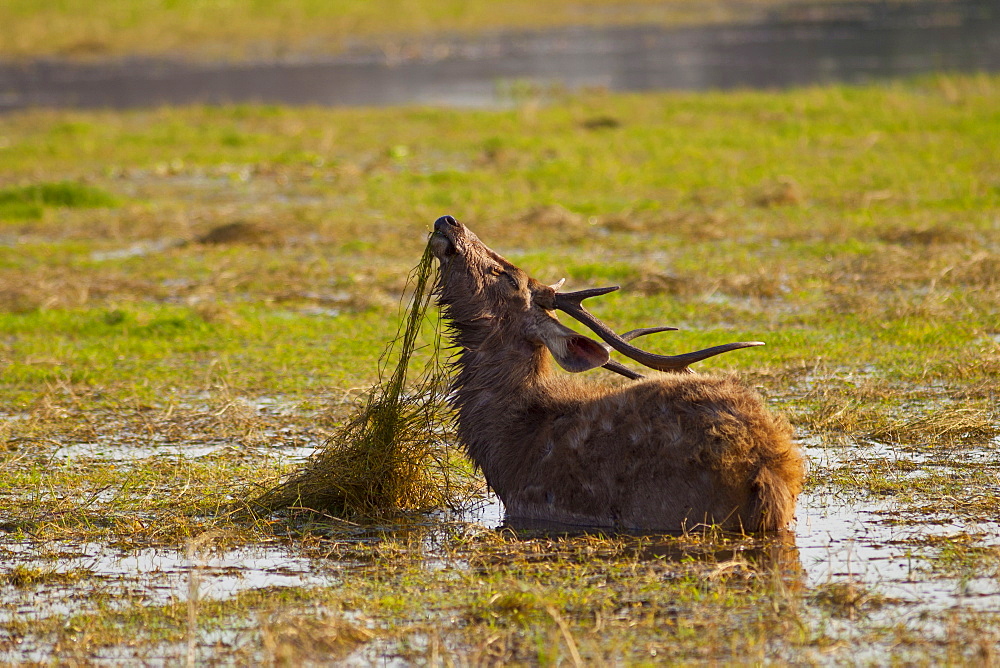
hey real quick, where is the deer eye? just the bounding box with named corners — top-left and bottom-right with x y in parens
top-left (490, 266), bottom-right (520, 288)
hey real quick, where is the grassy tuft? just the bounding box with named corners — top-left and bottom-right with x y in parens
top-left (867, 407), bottom-right (1000, 446)
top-left (251, 242), bottom-right (475, 516)
top-left (261, 611), bottom-right (376, 664)
top-left (809, 580), bottom-right (886, 620)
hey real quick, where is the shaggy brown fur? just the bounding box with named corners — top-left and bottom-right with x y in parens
top-left (430, 216), bottom-right (803, 531)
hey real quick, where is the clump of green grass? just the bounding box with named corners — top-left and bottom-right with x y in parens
top-left (0, 181), bottom-right (118, 220)
top-left (251, 241), bottom-right (473, 517)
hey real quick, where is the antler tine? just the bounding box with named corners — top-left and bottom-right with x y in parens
top-left (602, 359), bottom-right (645, 380)
top-left (604, 327), bottom-right (685, 379)
top-left (621, 326), bottom-right (678, 341)
top-left (556, 285), bottom-right (621, 302)
top-left (554, 286), bottom-right (764, 372)
top-left (601, 328), bottom-right (679, 379)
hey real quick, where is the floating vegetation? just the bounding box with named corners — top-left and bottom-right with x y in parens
top-left (251, 240), bottom-right (476, 517)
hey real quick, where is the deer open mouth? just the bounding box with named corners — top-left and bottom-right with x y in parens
top-left (430, 215), bottom-right (459, 258)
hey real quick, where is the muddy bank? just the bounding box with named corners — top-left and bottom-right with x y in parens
top-left (1, 0), bottom-right (997, 111)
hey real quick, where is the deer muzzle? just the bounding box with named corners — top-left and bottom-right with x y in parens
top-left (430, 215), bottom-right (461, 257)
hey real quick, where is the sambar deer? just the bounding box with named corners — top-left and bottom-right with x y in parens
top-left (430, 215), bottom-right (804, 531)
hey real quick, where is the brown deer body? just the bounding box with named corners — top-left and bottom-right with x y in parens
top-left (430, 216), bottom-right (803, 531)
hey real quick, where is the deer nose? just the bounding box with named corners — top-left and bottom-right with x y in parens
top-left (434, 215), bottom-right (459, 233)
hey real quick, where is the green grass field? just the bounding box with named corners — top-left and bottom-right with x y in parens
top-left (1, 74), bottom-right (999, 663)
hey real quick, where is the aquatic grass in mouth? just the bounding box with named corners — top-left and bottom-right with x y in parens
top-left (250, 239), bottom-right (476, 518)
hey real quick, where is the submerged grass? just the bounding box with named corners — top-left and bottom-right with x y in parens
top-left (250, 242), bottom-right (473, 516)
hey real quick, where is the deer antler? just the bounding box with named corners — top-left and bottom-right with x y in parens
top-left (602, 359), bottom-right (645, 379)
top-left (555, 286), bottom-right (764, 373)
top-left (602, 326), bottom-right (679, 379)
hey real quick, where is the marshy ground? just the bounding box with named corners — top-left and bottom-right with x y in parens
top-left (1, 72), bottom-right (999, 663)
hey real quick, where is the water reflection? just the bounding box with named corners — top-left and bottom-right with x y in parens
top-left (5, 442), bottom-right (999, 645)
top-left (798, 491), bottom-right (1000, 611)
top-left (0, 541), bottom-right (331, 624)
top-left (461, 483), bottom-right (1000, 613)
top-left (436, 492), bottom-right (805, 592)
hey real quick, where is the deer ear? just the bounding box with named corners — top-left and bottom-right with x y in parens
top-left (538, 320), bottom-right (610, 372)
top-left (554, 334), bottom-right (611, 372)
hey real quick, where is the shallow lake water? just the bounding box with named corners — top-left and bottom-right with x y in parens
top-left (9, 455), bottom-right (996, 615)
top-left (3, 422), bottom-right (999, 664)
top-left (462, 485), bottom-right (1000, 609)
top-left (0, 541), bottom-right (330, 622)
top-left (6, 435), bottom-right (1000, 610)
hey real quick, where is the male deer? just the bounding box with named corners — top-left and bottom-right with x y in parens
top-left (430, 215), bottom-right (804, 531)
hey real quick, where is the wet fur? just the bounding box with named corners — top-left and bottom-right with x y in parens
top-left (432, 220), bottom-right (803, 531)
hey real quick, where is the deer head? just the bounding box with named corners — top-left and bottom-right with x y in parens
top-left (429, 215), bottom-right (763, 377)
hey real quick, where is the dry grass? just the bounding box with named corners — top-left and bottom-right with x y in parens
top-left (809, 580), bottom-right (886, 621)
top-left (261, 611), bottom-right (375, 665)
top-left (790, 372), bottom-right (998, 448)
top-left (781, 353), bottom-right (998, 457)
top-left (867, 408), bottom-right (999, 447)
top-left (250, 243), bottom-right (476, 517)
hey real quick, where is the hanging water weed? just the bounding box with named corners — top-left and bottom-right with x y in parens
top-left (251, 240), bottom-right (476, 516)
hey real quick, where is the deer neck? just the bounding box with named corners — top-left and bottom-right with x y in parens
top-left (451, 340), bottom-right (550, 406)
top-left (448, 338), bottom-right (555, 459)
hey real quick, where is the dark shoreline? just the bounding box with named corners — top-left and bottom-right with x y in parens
top-left (1, 0), bottom-right (997, 112)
